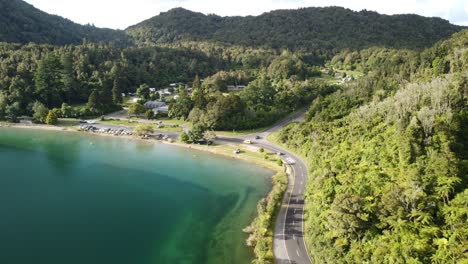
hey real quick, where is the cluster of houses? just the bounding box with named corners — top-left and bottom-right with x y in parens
top-left (123, 81), bottom-right (248, 114)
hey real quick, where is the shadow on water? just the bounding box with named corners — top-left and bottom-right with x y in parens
top-left (0, 128), bottom-right (269, 264)
top-left (0, 155), bottom-right (244, 264)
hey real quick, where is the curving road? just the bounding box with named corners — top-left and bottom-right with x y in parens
top-left (218, 109), bottom-right (312, 264)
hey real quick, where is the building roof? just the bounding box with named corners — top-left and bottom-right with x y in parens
top-left (144, 101), bottom-right (166, 109)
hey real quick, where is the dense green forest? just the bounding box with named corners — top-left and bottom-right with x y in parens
top-left (0, 0), bottom-right (464, 54)
top-left (276, 30), bottom-right (468, 263)
top-left (0, 42), bottom-right (224, 119)
top-left (155, 49), bottom-right (330, 130)
top-left (0, 40), bottom-right (329, 128)
top-left (127, 7), bottom-right (463, 52)
top-left (0, 0), bottom-right (129, 45)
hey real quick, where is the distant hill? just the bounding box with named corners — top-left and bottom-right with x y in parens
top-left (126, 7), bottom-right (464, 51)
top-left (0, 1), bottom-right (463, 51)
top-left (0, 0), bottom-right (128, 45)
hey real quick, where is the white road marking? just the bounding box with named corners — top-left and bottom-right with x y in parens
top-left (297, 250), bottom-right (300, 257)
top-left (283, 165), bottom-right (295, 264)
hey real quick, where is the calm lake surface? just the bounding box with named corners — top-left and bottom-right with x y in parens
top-left (0, 128), bottom-right (273, 264)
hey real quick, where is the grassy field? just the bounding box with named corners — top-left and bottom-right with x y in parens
top-left (57, 118), bottom-right (81, 127)
top-left (100, 119), bottom-right (140, 127)
top-left (183, 142), bottom-right (284, 171)
top-left (100, 119), bottom-right (184, 132)
top-left (215, 127), bottom-right (268, 137)
top-left (156, 117), bottom-right (191, 127)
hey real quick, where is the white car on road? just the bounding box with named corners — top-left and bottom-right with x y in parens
top-left (285, 157), bottom-right (296, 165)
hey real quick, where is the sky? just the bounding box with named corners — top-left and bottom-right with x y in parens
top-left (23, 0), bottom-right (468, 29)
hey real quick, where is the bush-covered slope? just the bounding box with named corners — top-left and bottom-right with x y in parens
top-left (276, 30), bottom-right (468, 263)
top-left (0, 0), bottom-right (128, 45)
top-left (127, 7), bottom-right (464, 51)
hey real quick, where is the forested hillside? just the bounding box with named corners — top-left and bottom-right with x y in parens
top-left (127, 7), bottom-right (463, 52)
top-left (0, 39), bottom-right (328, 127)
top-left (0, 0), bottom-right (128, 45)
top-left (1, 1), bottom-right (463, 56)
top-left (276, 30), bottom-right (468, 263)
top-left (0, 42), bottom-right (225, 118)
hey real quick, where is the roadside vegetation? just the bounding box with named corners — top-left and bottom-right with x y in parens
top-left (245, 171), bottom-right (288, 264)
top-left (276, 30), bottom-right (467, 263)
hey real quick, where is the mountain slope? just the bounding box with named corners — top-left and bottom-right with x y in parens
top-left (0, 0), bottom-right (128, 45)
top-left (126, 7), bottom-right (464, 51)
top-left (275, 30), bottom-right (468, 263)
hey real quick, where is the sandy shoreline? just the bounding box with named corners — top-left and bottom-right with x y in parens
top-left (0, 122), bottom-right (282, 172)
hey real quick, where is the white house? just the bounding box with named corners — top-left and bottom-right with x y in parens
top-left (170, 82), bottom-right (185, 87)
top-left (157, 88), bottom-right (173, 96)
top-left (144, 101), bottom-right (168, 113)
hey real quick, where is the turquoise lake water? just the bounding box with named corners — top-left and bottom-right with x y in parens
top-left (0, 128), bottom-right (273, 264)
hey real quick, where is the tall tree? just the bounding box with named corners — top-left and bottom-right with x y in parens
top-left (87, 90), bottom-right (99, 112)
top-left (60, 52), bottom-right (76, 103)
top-left (191, 74), bottom-right (206, 108)
top-left (34, 53), bottom-right (64, 107)
top-left (111, 64), bottom-right (125, 104)
top-left (137, 84), bottom-right (150, 101)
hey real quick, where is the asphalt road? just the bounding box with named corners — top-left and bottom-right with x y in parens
top-left (218, 109), bottom-right (312, 264)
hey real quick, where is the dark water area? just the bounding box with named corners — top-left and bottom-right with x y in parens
top-left (0, 128), bottom-right (272, 264)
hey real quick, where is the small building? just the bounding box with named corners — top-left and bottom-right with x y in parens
top-left (19, 117), bottom-right (33, 124)
top-left (149, 88), bottom-right (157, 93)
top-left (144, 101), bottom-right (168, 113)
top-left (157, 89), bottom-right (173, 96)
top-left (170, 82), bottom-right (185, 87)
top-left (154, 106), bottom-right (169, 113)
top-left (227, 85), bottom-right (246, 91)
top-left (341, 76), bottom-right (353, 83)
top-left (144, 101), bottom-right (166, 109)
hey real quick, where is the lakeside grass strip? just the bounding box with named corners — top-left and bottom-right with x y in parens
top-left (244, 170), bottom-right (288, 264)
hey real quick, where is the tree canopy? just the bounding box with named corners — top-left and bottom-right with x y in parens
top-left (275, 30), bottom-right (468, 263)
